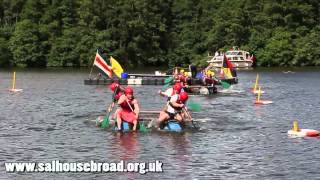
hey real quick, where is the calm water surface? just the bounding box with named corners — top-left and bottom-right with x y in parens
top-left (0, 68), bottom-right (320, 180)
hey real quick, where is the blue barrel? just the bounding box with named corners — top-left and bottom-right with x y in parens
top-left (121, 72), bottom-right (129, 79)
top-left (113, 121), bottom-right (132, 131)
top-left (122, 121), bottom-right (131, 130)
top-left (164, 121), bottom-right (182, 132)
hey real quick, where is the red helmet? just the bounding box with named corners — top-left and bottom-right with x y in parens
top-left (124, 86), bottom-right (134, 95)
top-left (173, 83), bottom-right (182, 93)
top-left (179, 92), bottom-right (188, 102)
top-left (109, 82), bottom-right (119, 91)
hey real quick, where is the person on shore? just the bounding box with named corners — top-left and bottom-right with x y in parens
top-left (116, 86), bottom-right (140, 131)
top-left (157, 91), bottom-right (189, 128)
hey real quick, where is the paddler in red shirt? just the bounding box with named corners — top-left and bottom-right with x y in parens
top-left (116, 86), bottom-right (140, 131)
top-left (108, 82), bottom-right (124, 120)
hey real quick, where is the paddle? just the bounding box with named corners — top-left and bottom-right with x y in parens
top-left (186, 98), bottom-right (201, 112)
top-left (162, 76), bottom-right (174, 91)
top-left (101, 86), bottom-right (118, 129)
top-left (212, 76), bottom-right (231, 89)
top-left (220, 80), bottom-right (231, 89)
top-left (183, 107), bottom-right (199, 129)
top-left (164, 76), bottom-right (174, 84)
top-left (101, 106), bottom-right (111, 129)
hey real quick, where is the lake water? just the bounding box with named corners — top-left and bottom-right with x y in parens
top-left (0, 68), bottom-right (320, 179)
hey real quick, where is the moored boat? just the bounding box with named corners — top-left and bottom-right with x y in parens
top-left (207, 46), bottom-right (255, 68)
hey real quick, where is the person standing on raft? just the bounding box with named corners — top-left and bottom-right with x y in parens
top-left (157, 91), bottom-right (189, 128)
top-left (117, 86), bottom-right (140, 131)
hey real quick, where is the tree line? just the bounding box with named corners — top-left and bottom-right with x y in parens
top-left (0, 0), bottom-right (319, 68)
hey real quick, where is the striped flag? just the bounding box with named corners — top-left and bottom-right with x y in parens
top-left (221, 54), bottom-right (236, 78)
top-left (93, 50), bottom-right (112, 78)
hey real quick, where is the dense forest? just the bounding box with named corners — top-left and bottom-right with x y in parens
top-left (0, 0), bottom-right (319, 68)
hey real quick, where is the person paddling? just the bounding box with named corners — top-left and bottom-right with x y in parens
top-left (116, 86), bottom-right (140, 131)
top-left (159, 82), bottom-right (183, 100)
top-left (108, 82), bottom-right (123, 120)
top-left (157, 91), bottom-right (189, 128)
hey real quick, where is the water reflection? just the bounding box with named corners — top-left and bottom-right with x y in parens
top-left (112, 132), bottom-right (139, 161)
top-left (158, 133), bottom-right (192, 179)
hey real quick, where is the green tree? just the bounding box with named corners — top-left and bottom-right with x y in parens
top-left (9, 19), bottom-right (46, 67)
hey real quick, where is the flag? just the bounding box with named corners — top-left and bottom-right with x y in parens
top-left (93, 50), bottom-right (112, 78)
top-left (221, 54), bottom-right (236, 78)
top-left (110, 56), bottom-right (123, 78)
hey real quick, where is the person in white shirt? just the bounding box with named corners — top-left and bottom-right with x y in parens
top-left (157, 92), bottom-right (189, 128)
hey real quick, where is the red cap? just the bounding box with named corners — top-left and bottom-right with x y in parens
top-left (109, 82), bottom-right (119, 91)
top-left (179, 92), bottom-right (188, 102)
top-left (124, 86), bottom-right (134, 95)
top-left (173, 83), bottom-right (182, 93)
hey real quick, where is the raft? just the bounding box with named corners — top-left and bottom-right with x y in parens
top-left (96, 110), bottom-right (195, 132)
top-left (84, 74), bottom-right (237, 86)
top-left (183, 86), bottom-right (217, 95)
top-left (84, 77), bottom-right (203, 86)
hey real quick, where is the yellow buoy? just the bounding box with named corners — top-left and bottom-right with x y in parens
top-left (9, 71), bottom-right (23, 92)
top-left (253, 73), bottom-right (259, 92)
top-left (12, 71), bottom-right (16, 90)
top-left (292, 120), bottom-right (300, 132)
top-left (257, 86), bottom-right (261, 102)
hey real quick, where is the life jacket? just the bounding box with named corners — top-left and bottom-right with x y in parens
top-left (113, 92), bottom-right (122, 102)
top-left (120, 97), bottom-right (135, 111)
top-left (167, 94), bottom-right (183, 113)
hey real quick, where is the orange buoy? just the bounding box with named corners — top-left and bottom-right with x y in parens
top-left (288, 129), bottom-right (320, 137)
top-left (254, 100), bottom-right (273, 105)
top-left (287, 121), bottom-right (319, 137)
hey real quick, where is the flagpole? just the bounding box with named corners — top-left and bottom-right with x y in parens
top-left (88, 65), bottom-right (94, 79)
top-left (88, 50), bottom-right (97, 79)
top-left (220, 53), bottom-right (225, 78)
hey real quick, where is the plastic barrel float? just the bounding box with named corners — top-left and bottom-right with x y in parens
top-left (162, 120), bottom-right (183, 132)
top-left (287, 121), bottom-right (320, 137)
